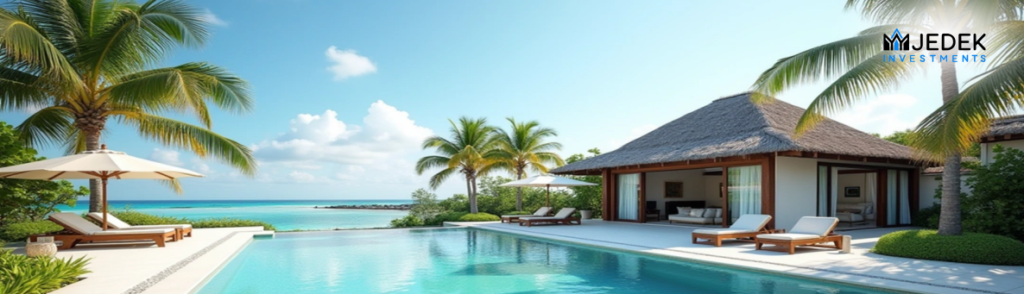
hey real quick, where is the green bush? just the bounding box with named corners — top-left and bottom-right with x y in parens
top-left (390, 215), bottom-right (424, 228)
top-left (1, 221), bottom-right (64, 241)
top-left (110, 210), bottom-right (276, 231)
top-left (0, 250), bottom-right (90, 294)
top-left (872, 230), bottom-right (1024, 265)
top-left (962, 145), bottom-right (1024, 241)
top-left (456, 213), bottom-right (500, 222)
top-left (504, 211), bottom-right (532, 216)
top-left (911, 203), bottom-right (940, 229)
top-left (424, 211), bottom-right (468, 226)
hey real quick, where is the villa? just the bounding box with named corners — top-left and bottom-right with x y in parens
top-left (552, 93), bottom-right (924, 230)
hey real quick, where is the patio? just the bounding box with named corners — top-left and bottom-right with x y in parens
top-left (450, 220), bottom-right (1024, 294)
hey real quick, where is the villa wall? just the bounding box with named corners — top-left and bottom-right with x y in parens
top-left (837, 173), bottom-right (867, 204)
top-left (981, 139), bottom-right (1024, 164)
top-left (774, 157), bottom-right (818, 230)
top-left (918, 174), bottom-right (973, 209)
top-left (644, 169), bottom-right (709, 213)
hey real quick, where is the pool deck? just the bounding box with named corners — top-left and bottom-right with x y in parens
top-left (13, 227), bottom-right (267, 294)
top-left (449, 220), bottom-right (1024, 294)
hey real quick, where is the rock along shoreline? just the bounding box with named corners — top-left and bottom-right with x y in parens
top-left (314, 204), bottom-right (412, 211)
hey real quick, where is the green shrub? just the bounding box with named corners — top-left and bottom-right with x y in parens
top-left (424, 211), bottom-right (468, 226)
top-left (504, 211), bottom-right (533, 216)
top-left (110, 210), bottom-right (276, 231)
top-left (389, 215), bottom-right (424, 228)
top-left (963, 145), bottom-right (1024, 241)
top-left (1, 221), bottom-right (64, 241)
top-left (0, 250), bottom-right (90, 294)
top-left (911, 203), bottom-right (940, 229)
top-left (872, 230), bottom-right (1024, 265)
top-left (456, 213), bottom-right (500, 222)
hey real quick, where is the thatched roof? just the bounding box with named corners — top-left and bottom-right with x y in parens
top-left (986, 115), bottom-right (1024, 137)
top-left (552, 93), bottom-right (912, 174)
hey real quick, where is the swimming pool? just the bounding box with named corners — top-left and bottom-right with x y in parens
top-left (197, 228), bottom-right (895, 294)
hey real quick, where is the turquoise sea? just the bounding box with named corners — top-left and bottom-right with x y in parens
top-left (57, 200), bottom-right (411, 231)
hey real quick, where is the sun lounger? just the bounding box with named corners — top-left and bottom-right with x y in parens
top-left (501, 207), bottom-right (553, 223)
top-left (88, 212), bottom-right (193, 240)
top-left (755, 216), bottom-right (842, 254)
top-left (519, 208), bottom-right (579, 227)
top-left (691, 214), bottom-right (777, 246)
top-left (44, 213), bottom-right (177, 249)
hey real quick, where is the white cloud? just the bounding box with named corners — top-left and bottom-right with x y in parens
top-left (288, 170), bottom-right (317, 183)
top-left (832, 94), bottom-right (924, 136)
top-left (199, 9), bottom-right (228, 26)
top-left (150, 148), bottom-right (183, 166)
top-left (191, 159), bottom-right (213, 174)
top-left (325, 46), bottom-right (377, 80)
top-left (253, 100), bottom-right (433, 183)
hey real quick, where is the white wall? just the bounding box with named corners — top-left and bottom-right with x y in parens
top-left (774, 157), bottom-right (819, 230)
top-left (837, 173), bottom-right (867, 204)
top-left (704, 176), bottom-right (724, 207)
top-left (981, 140), bottom-right (1024, 164)
top-left (644, 169), bottom-right (709, 212)
top-left (919, 174), bottom-right (973, 209)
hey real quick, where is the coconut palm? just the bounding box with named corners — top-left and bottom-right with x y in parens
top-left (750, 0), bottom-right (1023, 235)
top-left (416, 117), bottom-right (498, 213)
top-left (0, 0), bottom-right (256, 212)
top-left (489, 118), bottom-right (565, 211)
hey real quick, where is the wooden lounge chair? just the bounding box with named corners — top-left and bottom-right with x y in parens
top-left (755, 216), bottom-right (842, 254)
top-left (44, 213), bottom-right (177, 250)
top-left (691, 214), bottom-right (778, 247)
top-left (519, 208), bottom-right (579, 227)
top-left (88, 212), bottom-right (193, 240)
top-left (501, 207), bottom-right (552, 223)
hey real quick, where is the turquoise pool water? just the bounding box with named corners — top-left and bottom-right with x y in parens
top-left (198, 228), bottom-right (894, 294)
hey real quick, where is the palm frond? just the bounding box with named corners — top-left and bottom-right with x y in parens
top-left (427, 167), bottom-right (457, 190)
top-left (156, 179), bottom-right (183, 194)
top-left (0, 8), bottom-right (82, 86)
top-left (118, 113), bottom-right (258, 176)
top-left (845, 0), bottom-right (939, 25)
top-left (750, 34), bottom-right (880, 103)
top-left (14, 106), bottom-right (74, 148)
top-left (0, 67), bottom-right (51, 111)
top-left (988, 20), bottom-right (1024, 67)
top-left (415, 155), bottom-right (452, 175)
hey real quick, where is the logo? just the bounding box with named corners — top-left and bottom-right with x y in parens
top-left (881, 29), bottom-right (987, 63)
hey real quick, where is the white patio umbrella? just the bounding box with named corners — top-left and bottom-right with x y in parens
top-left (500, 175), bottom-right (597, 207)
top-left (0, 145), bottom-right (203, 230)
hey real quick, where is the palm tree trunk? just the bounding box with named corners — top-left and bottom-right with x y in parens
top-left (937, 60), bottom-right (962, 236)
top-left (465, 175), bottom-right (474, 212)
top-left (85, 130), bottom-right (103, 213)
top-left (469, 174), bottom-right (479, 213)
top-left (515, 169), bottom-right (524, 211)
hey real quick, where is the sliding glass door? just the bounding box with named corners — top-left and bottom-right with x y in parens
top-left (727, 165), bottom-right (761, 223)
top-left (886, 170), bottom-right (911, 226)
top-left (617, 173), bottom-right (640, 221)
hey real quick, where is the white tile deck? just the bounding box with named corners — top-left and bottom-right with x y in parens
top-left (28, 227), bottom-right (267, 294)
top-left (450, 220), bottom-right (1024, 294)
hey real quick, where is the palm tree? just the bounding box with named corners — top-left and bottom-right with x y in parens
top-left (490, 118), bottom-right (565, 211)
top-left (0, 0), bottom-right (256, 212)
top-left (750, 0), bottom-right (1022, 235)
top-left (416, 117), bottom-right (498, 213)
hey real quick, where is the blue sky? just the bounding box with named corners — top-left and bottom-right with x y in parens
top-left (0, 0), bottom-right (996, 200)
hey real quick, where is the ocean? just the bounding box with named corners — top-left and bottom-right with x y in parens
top-left (56, 200), bottom-right (412, 231)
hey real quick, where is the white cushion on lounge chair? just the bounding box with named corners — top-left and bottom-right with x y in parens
top-left (789, 216), bottom-right (838, 236)
top-left (88, 212), bottom-right (192, 230)
top-left (533, 207), bottom-right (552, 216)
top-left (692, 229), bottom-right (755, 235)
top-left (729, 214), bottom-right (772, 232)
top-left (754, 233), bottom-right (822, 241)
top-left (50, 213), bottom-right (173, 235)
top-left (520, 208), bottom-right (576, 220)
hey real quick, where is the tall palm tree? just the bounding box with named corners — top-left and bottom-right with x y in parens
top-left (416, 117), bottom-right (498, 213)
top-left (0, 0), bottom-right (257, 212)
top-left (750, 0), bottom-right (1022, 235)
top-left (490, 118), bottom-right (565, 211)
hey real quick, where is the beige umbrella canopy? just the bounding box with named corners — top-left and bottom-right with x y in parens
top-left (0, 145), bottom-right (203, 229)
top-left (500, 175), bottom-right (597, 207)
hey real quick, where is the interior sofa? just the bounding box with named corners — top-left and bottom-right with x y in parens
top-left (835, 203), bottom-right (873, 225)
top-left (668, 207), bottom-right (723, 225)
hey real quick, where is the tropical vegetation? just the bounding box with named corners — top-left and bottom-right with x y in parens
top-left (0, 0), bottom-right (257, 213)
top-left (0, 220), bottom-right (63, 242)
top-left (872, 230), bottom-right (1024, 265)
top-left (490, 118), bottom-right (565, 211)
top-left (751, 0), bottom-right (1024, 236)
top-left (961, 145), bottom-right (1024, 241)
top-left (111, 209), bottom-right (276, 231)
top-left (0, 249), bottom-right (90, 294)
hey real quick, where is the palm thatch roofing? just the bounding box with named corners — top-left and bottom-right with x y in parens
top-left (552, 92), bottom-right (911, 174)
top-left (985, 114), bottom-right (1024, 137)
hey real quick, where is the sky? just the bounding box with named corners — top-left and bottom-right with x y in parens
top-left (0, 0), bottom-right (1004, 201)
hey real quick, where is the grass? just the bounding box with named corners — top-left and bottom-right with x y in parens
top-left (871, 230), bottom-right (1024, 265)
top-left (110, 210), bottom-right (276, 231)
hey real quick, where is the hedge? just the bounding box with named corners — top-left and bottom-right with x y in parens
top-left (456, 213), bottom-right (500, 222)
top-left (871, 230), bottom-right (1024, 265)
top-left (110, 210), bottom-right (276, 231)
top-left (0, 220), bottom-right (64, 241)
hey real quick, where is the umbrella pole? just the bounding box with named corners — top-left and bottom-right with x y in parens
top-left (102, 178), bottom-right (108, 230)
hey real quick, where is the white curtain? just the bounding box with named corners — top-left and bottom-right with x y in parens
top-left (887, 170), bottom-right (897, 225)
top-left (618, 174), bottom-right (639, 220)
top-left (830, 167), bottom-right (839, 217)
top-left (900, 170), bottom-right (911, 225)
top-left (728, 165), bottom-right (761, 222)
top-left (865, 172), bottom-right (877, 219)
top-left (818, 166), bottom-right (828, 216)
